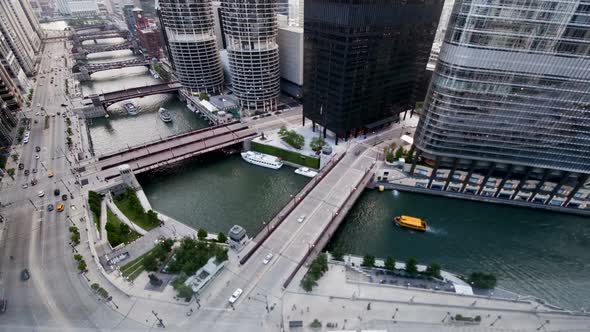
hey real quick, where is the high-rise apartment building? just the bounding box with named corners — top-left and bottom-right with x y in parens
top-left (413, 0), bottom-right (590, 204)
top-left (0, 64), bottom-right (21, 147)
top-left (0, 0), bottom-right (43, 76)
top-left (158, 0), bottom-right (224, 94)
top-left (221, 0), bottom-right (280, 113)
top-left (303, 0), bottom-right (443, 143)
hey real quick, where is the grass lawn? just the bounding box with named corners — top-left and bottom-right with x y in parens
top-left (120, 246), bottom-right (159, 281)
top-left (113, 190), bottom-right (158, 231)
top-left (106, 209), bottom-right (141, 247)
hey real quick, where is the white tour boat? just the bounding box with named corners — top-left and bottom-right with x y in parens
top-left (241, 151), bottom-right (283, 169)
top-left (294, 167), bottom-right (318, 178)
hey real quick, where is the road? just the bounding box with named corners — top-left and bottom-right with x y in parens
top-left (0, 39), bottom-right (142, 331)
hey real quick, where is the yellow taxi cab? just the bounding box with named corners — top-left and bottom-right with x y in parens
top-left (48, 171), bottom-right (54, 178)
top-left (56, 203), bottom-right (65, 212)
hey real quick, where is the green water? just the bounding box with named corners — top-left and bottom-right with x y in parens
top-left (327, 189), bottom-right (590, 310)
top-left (139, 154), bottom-right (310, 236)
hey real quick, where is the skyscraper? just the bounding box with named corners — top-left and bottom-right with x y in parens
top-left (158, 0), bottom-right (224, 94)
top-left (303, 0), bottom-right (443, 143)
top-left (221, 0), bottom-right (280, 113)
top-left (0, 0), bottom-right (43, 76)
top-left (413, 0), bottom-right (590, 203)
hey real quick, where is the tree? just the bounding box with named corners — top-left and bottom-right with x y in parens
top-left (91, 283), bottom-right (100, 291)
top-left (384, 256), bottom-right (396, 271)
top-left (176, 284), bottom-right (193, 301)
top-left (310, 137), bottom-right (326, 152)
top-left (142, 254), bottom-right (159, 271)
top-left (278, 126), bottom-right (305, 149)
top-left (66, 136), bottom-right (72, 147)
top-left (74, 254), bottom-right (83, 261)
top-left (405, 257), bottom-right (418, 275)
top-left (197, 228), bottom-right (208, 241)
top-left (70, 233), bottom-right (80, 245)
top-left (6, 168), bottom-right (15, 178)
top-left (300, 275), bottom-right (317, 292)
top-left (405, 146), bottom-right (415, 160)
top-left (394, 146), bottom-right (405, 160)
top-left (119, 223), bottom-right (130, 236)
top-left (310, 319), bottom-right (322, 328)
top-left (215, 248), bottom-right (228, 262)
top-left (425, 263), bottom-right (441, 278)
top-left (198, 92), bottom-right (209, 101)
top-left (362, 254), bottom-right (375, 268)
top-left (468, 272), bottom-right (497, 289)
top-left (146, 210), bottom-right (159, 226)
top-left (217, 232), bottom-right (227, 243)
top-left (11, 153), bottom-right (18, 162)
top-left (77, 260), bottom-right (87, 272)
top-left (331, 248), bottom-right (344, 261)
top-left (278, 126), bottom-right (287, 137)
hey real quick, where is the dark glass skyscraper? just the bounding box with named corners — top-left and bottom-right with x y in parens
top-left (413, 0), bottom-right (590, 204)
top-left (303, 0), bottom-right (443, 143)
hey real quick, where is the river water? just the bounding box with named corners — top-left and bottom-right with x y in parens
top-left (326, 189), bottom-right (590, 310)
top-left (78, 34), bottom-right (590, 311)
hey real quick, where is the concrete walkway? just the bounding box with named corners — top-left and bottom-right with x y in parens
top-left (99, 198), bottom-right (108, 242)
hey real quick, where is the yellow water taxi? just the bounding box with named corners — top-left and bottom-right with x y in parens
top-left (394, 215), bottom-right (427, 232)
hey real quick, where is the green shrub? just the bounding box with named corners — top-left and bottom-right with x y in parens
top-left (384, 256), bottom-right (396, 270)
top-left (197, 228), bottom-right (207, 241)
top-left (251, 141), bottom-right (320, 169)
top-left (425, 263), bottom-right (441, 278)
top-left (278, 126), bottom-right (305, 149)
top-left (217, 232), bottom-right (227, 243)
top-left (405, 257), bottom-right (418, 275)
top-left (310, 137), bottom-right (326, 152)
top-left (362, 254), bottom-right (375, 267)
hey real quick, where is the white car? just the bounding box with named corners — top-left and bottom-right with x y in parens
top-left (24, 131), bottom-right (30, 137)
top-left (22, 184), bottom-right (28, 189)
top-left (35, 154), bottom-right (39, 160)
top-left (228, 288), bottom-right (243, 304)
top-left (297, 215), bottom-right (306, 223)
top-left (35, 112), bottom-right (40, 116)
top-left (23, 137), bottom-right (29, 144)
top-left (38, 190), bottom-right (45, 197)
top-left (263, 253), bottom-right (273, 265)
top-left (36, 103), bottom-right (41, 107)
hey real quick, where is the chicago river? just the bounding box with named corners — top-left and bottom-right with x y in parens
top-left (72, 29), bottom-right (590, 312)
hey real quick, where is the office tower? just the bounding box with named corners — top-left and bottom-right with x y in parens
top-left (0, 31), bottom-right (29, 90)
top-left (159, 0), bottom-right (224, 94)
top-left (427, 0), bottom-right (455, 70)
top-left (0, 0), bottom-right (43, 76)
top-left (221, 0), bottom-right (280, 113)
top-left (413, 0), bottom-right (590, 203)
top-left (303, 0), bottom-right (442, 144)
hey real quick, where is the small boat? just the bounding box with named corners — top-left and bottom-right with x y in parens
top-left (158, 107), bottom-right (172, 123)
top-left (124, 102), bottom-right (138, 115)
top-left (294, 167), bottom-right (318, 178)
top-left (394, 215), bottom-right (427, 232)
top-left (241, 151), bottom-right (283, 169)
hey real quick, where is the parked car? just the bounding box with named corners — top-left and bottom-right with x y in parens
top-left (47, 204), bottom-right (54, 212)
top-left (56, 204), bottom-right (65, 212)
top-left (21, 184), bottom-right (28, 189)
top-left (30, 179), bottom-right (37, 186)
top-left (54, 189), bottom-right (60, 196)
top-left (35, 146), bottom-right (41, 152)
top-left (61, 194), bottom-right (68, 201)
top-left (24, 170), bottom-right (29, 176)
top-left (18, 163), bottom-right (24, 170)
top-left (38, 190), bottom-right (44, 197)
top-left (47, 171), bottom-right (54, 178)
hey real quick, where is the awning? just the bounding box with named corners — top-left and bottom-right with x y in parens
top-left (401, 135), bottom-right (414, 145)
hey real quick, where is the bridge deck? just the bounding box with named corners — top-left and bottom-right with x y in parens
top-left (96, 122), bottom-right (248, 171)
top-left (97, 129), bottom-right (256, 180)
top-left (92, 81), bottom-right (181, 104)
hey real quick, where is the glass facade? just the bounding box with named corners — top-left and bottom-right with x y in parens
top-left (303, 0), bottom-right (443, 141)
top-left (415, 0), bottom-right (590, 175)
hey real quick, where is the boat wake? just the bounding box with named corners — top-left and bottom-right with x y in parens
top-left (426, 225), bottom-right (447, 236)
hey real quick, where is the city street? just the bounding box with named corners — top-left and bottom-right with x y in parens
top-left (0, 39), bottom-right (142, 331)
